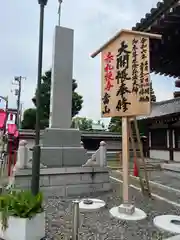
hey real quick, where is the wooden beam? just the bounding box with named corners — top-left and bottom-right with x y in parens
top-left (163, 19), bottom-right (180, 24)
top-left (174, 91), bottom-right (180, 97)
top-left (149, 29), bottom-right (180, 76)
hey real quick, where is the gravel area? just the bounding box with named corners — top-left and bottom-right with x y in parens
top-left (43, 181), bottom-right (180, 240)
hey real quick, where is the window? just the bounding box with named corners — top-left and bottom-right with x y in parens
top-left (174, 128), bottom-right (180, 148)
top-left (151, 129), bottom-right (167, 148)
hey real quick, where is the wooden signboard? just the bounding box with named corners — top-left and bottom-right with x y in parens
top-left (91, 29), bottom-right (161, 118)
top-left (91, 29), bottom-right (161, 210)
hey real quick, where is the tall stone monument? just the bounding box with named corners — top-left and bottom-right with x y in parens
top-left (40, 26), bottom-right (87, 167)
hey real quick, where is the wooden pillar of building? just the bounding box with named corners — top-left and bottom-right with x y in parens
top-left (168, 125), bottom-right (173, 161)
top-left (143, 126), bottom-right (150, 158)
top-left (148, 130), bottom-right (151, 158)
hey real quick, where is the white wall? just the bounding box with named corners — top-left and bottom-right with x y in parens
top-left (173, 151), bottom-right (180, 162)
top-left (150, 150), bottom-right (169, 161)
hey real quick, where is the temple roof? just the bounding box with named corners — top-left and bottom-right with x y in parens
top-left (132, 0), bottom-right (179, 32)
top-left (132, 0), bottom-right (180, 78)
top-left (138, 97), bottom-right (180, 119)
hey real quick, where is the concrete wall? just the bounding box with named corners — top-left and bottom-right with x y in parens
top-left (15, 167), bottom-right (111, 196)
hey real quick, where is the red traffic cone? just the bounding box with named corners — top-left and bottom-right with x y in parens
top-left (133, 158), bottom-right (139, 177)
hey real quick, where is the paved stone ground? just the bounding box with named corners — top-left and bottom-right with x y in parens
top-left (148, 170), bottom-right (180, 190)
top-left (111, 170), bottom-right (180, 204)
top-left (43, 181), bottom-right (180, 240)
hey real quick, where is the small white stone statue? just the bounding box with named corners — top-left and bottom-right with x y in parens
top-left (26, 158), bottom-right (46, 169)
top-left (7, 140), bottom-right (28, 189)
top-left (82, 151), bottom-right (99, 167)
top-left (83, 141), bottom-right (106, 167)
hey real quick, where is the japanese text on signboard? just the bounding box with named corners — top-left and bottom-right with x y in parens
top-left (101, 32), bottom-right (150, 117)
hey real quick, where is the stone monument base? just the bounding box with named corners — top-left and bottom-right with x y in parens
top-left (40, 128), bottom-right (88, 167)
top-left (14, 167), bottom-right (111, 196)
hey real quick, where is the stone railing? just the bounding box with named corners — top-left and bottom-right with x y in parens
top-left (7, 140), bottom-right (107, 188)
top-left (7, 140), bottom-right (28, 189)
top-left (7, 140), bottom-right (46, 189)
top-left (82, 141), bottom-right (107, 167)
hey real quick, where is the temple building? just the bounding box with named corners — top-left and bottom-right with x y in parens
top-left (139, 98), bottom-right (180, 161)
top-left (133, 0), bottom-right (180, 161)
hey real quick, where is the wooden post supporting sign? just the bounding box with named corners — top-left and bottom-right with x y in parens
top-left (122, 117), bottom-right (129, 204)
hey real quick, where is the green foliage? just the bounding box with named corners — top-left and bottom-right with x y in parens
top-left (22, 70), bottom-right (83, 129)
top-left (108, 116), bottom-right (122, 133)
top-left (21, 108), bottom-right (49, 130)
top-left (21, 108), bottom-right (36, 129)
top-left (72, 117), bottom-right (93, 130)
top-left (97, 120), bottom-right (105, 129)
top-left (0, 190), bottom-right (43, 230)
top-left (72, 90), bottom-right (83, 118)
top-left (108, 82), bottom-right (156, 133)
top-left (150, 82), bottom-right (156, 102)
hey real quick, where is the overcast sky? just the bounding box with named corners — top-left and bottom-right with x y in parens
top-left (0, 0), bottom-right (176, 125)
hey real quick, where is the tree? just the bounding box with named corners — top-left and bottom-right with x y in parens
top-left (72, 117), bottom-right (93, 131)
top-left (108, 82), bottom-right (156, 132)
top-left (21, 108), bottom-right (36, 129)
top-left (21, 70), bottom-right (83, 129)
top-left (72, 80), bottom-right (83, 117)
top-left (108, 116), bottom-right (122, 132)
top-left (150, 82), bottom-right (156, 102)
top-left (97, 120), bottom-right (105, 129)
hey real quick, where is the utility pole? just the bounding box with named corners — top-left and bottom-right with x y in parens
top-left (13, 76), bottom-right (25, 129)
top-left (14, 76), bottom-right (21, 129)
top-left (19, 103), bottom-right (23, 126)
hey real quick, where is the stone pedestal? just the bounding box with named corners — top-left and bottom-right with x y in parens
top-left (110, 205), bottom-right (146, 221)
top-left (40, 26), bottom-right (87, 167)
top-left (41, 128), bottom-right (87, 167)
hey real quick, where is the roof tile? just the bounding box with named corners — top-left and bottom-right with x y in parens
top-left (138, 97), bottom-right (180, 119)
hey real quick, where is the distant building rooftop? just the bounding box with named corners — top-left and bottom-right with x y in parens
top-left (91, 123), bottom-right (105, 131)
top-left (138, 98), bottom-right (180, 120)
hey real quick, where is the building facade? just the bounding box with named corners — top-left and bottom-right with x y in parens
top-left (140, 98), bottom-right (180, 161)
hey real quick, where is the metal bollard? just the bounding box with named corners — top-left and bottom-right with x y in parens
top-left (72, 200), bottom-right (80, 240)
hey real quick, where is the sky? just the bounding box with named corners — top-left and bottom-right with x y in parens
top-left (0, 0), bottom-right (176, 126)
